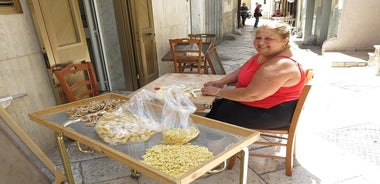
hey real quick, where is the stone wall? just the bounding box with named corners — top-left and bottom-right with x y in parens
top-left (0, 0), bottom-right (56, 152)
top-left (322, 0), bottom-right (380, 52)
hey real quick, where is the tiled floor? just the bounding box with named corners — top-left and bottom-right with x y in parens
top-left (41, 19), bottom-right (380, 183)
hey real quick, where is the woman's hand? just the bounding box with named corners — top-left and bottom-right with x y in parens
top-left (201, 85), bottom-right (221, 96)
top-left (203, 80), bottom-right (225, 88)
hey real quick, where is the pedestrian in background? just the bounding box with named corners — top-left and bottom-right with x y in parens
top-left (240, 3), bottom-right (249, 26)
top-left (253, 4), bottom-right (262, 28)
top-left (272, 9), bottom-right (283, 17)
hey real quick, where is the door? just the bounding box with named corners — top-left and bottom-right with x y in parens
top-left (28, 0), bottom-right (91, 103)
top-left (29, 0), bottom-right (158, 102)
top-left (132, 0), bottom-right (159, 85)
top-left (114, 0), bottom-right (159, 88)
top-left (28, 0), bottom-right (90, 67)
top-left (205, 0), bottom-right (223, 41)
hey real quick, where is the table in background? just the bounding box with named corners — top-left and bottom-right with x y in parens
top-left (161, 43), bottom-right (212, 62)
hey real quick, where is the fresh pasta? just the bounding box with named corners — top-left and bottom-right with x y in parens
top-left (95, 111), bottom-right (156, 144)
top-left (162, 126), bottom-right (200, 145)
top-left (141, 144), bottom-right (213, 177)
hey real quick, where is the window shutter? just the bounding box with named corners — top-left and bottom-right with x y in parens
top-left (0, 0), bottom-right (23, 14)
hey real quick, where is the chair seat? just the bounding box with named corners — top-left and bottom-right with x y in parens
top-left (255, 127), bottom-right (289, 134)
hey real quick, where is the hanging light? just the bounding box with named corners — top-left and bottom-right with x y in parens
top-left (287, 0), bottom-right (295, 3)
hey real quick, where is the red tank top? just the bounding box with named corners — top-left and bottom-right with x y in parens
top-left (235, 54), bottom-right (306, 109)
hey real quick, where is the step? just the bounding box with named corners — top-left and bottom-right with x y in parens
top-left (324, 52), bottom-right (368, 67)
top-left (374, 45), bottom-right (380, 57)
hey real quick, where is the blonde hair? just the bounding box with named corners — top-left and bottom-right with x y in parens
top-left (256, 21), bottom-right (291, 47)
top-left (256, 21), bottom-right (291, 40)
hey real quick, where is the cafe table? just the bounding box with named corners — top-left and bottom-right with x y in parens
top-left (29, 74), bottom-right (260, 184)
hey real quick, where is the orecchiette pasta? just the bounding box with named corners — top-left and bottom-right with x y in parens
top-left (162, 126), bottom-right (200, 145)
top-left (142, 144), bottom-right (213, 178)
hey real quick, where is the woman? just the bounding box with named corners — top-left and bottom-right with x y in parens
top-left (240, 3), bottom-right (249, 26)
top-left (253, 4), bottom-right (262, 28)
top-left (201, 22), bottom-right (307, 129)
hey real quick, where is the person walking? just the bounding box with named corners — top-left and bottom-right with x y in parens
top-left (253, 4), bottom-right (262, 28)
top-left (240, 3), bottom-right (249, 26)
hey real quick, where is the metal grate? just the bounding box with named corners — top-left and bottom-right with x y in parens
top-left (321, 123), bottom-right (380, 166)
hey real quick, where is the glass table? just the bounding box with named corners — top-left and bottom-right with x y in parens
top-left (29, 93), bottom-right (259, 184)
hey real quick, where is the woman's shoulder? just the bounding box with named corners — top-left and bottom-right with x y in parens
top-left (265, 53), bottom-right (298, 68)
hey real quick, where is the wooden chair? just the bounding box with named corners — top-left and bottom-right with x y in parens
top-left (53, 61), bottom-right (100, 103)
top-left (53, 61), bottom-right (100, 153)
top-left (169, 38), bottom-right (207, 74)
top-left (188, 33), bottom-right (216, 44)
top-left (226, 69), bottom-right (314, 176)
top-left (205, 47), bottom-right (226, 75)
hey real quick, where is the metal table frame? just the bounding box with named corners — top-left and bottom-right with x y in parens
top-left (29, 93), bottom-right (259, 184)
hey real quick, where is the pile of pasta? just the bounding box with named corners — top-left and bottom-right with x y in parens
top-left (141, 144), bottom-right (213, 178)
top-left (162, 126), bottom-right (199, 145)
top-left (95, 111), bottom-right (157, 144)
top-left (66, 98), bottom-right (126, 126)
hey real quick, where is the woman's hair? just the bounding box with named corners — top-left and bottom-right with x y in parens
top-left (256, 21), bottom-right (291, 47)
top-left (256, 21), bottom-right (291, 40)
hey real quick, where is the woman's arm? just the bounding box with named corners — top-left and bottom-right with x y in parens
top-left (202, 69), bottom-right (238, 90)
top-left (202, 58), bottom-right (301, 101)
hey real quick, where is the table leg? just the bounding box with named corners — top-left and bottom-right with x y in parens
top-left (239, 147), bottom-right (249, 184)
top-left (55, 132), bottom-right (75, 184)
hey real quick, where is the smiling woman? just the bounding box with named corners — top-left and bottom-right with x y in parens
top-left (201, 21), bottom-right (308, 130)
top-left (0, 0), bottom-right (22, 14)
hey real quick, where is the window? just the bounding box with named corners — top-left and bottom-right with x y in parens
top-left (0, 0), bottom-right (23, 14)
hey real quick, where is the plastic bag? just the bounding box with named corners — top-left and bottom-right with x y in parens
top-left (95, 89), bottom-right (162, 144)
top-left (160, 87), bottom-right (199, 145)
top-left (122, 89), bottom-right (163, 131)
top-left (95, 88), bottom-right (199, 145)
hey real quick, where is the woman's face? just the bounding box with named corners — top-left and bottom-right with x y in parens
top-left (253, 28), bottom-right (288, 57)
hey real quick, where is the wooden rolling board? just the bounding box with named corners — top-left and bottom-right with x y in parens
top-left (131, 73), bottom-right (225, 111)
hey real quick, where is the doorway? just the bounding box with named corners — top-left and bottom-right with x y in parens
top-left (80, 0), bottom-right (127, 91)
top-left (80, 0), bottom-right (159, 91)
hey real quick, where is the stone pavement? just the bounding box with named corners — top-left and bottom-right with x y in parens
top-left (42, 18), bottom-right (380, 183)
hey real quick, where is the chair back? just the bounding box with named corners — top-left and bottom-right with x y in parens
top-left (287, 69), bottom-right (314, 142)
top-left (188, 33), bottom-right (216, 44)
top-left (53, 61), bottom-right (99, 103)
top-left (169, 38), bottom-right (206, 73)
top-left (205, 47), bottom-right (226, 75)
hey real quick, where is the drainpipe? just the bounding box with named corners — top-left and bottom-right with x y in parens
top-left (317, 0), bottom-right (332, 45)
top-left (303, 0), bottom-right (315, 45)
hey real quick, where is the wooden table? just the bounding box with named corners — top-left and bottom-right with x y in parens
top-left (161, 43), bottom-right (211, 62)
top-left (131, 73), bottom-right (223, 111)
top-left (29, 75), bottom-right (260, 184)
